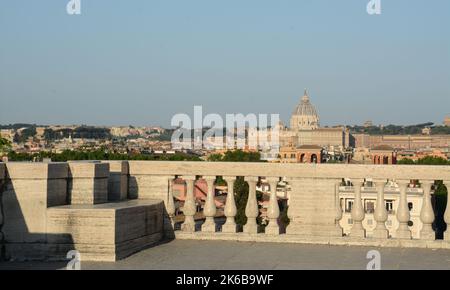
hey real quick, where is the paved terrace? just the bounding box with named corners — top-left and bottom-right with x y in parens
top-left (1, 240), bottom-right (450, 270)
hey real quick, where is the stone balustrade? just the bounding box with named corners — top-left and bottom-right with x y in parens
top-left (0, 160), bottom-right (450, 262)
top-left (127, 161), bottom-right (450, 247)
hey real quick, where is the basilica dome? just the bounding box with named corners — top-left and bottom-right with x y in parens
top-left (290, 90), bottom-right (320, 130)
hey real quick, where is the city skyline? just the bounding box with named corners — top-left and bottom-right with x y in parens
top-left (1, 0), bottom-right (449, 127)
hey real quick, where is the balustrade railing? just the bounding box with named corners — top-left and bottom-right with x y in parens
top-left (127, 161), bottom-right (450, 244)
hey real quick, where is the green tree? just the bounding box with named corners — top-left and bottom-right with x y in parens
top-left (417, 156), bottom-right (449, 166)
top-left (232, 177), bottom-right (265, 231)
top-left (207, 150), bottom-right (264, 162)
top-left (397, 158), bottom-right (416, 165)
top-left (234, 177), bottom-right (249, 227)
top-left (7, 149), bottom-right (202, 162)
top-left (207, 153), bottom-right (223, 162)
top-left (397, 156), bottom-right (450, 166)
top-left (434, 181), bottom-right (448, 239)
top-left (0, 134), bottom-right (11, 156)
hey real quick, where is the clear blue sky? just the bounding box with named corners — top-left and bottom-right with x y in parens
top-left (1, 0), bottom-right (449, 127)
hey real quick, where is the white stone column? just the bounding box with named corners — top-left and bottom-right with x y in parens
top-left (181, 176), bottom-right (197, 232)
top-left (265, 177), bottom-right (280, 236)
top-left (444, 180), bottom-right (450, 241)
top-left (373, 180), bottom-right (389, 239)
top-left (396, 180), bottom-right (412, 239)
top-left (420, 180), bottom-right (435, 241)
top-left (163, 176), bottom-right (176, 238)
top-left (335, 181), bottom-right (343, 236)
top-left (222, 176), bottom-right (237, 233)
top-left (201, 176), bottom-right (217, 233)
top-left (244, 176), bottom-right (259, 234)
top-left (350, 180), bottom-right (365, 238)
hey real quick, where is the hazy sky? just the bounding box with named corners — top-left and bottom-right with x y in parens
top-left (1, 0), bottom-right (449, 127)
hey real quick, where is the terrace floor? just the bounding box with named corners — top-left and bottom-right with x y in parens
top-left (1, 239), bottom-right (450, 270)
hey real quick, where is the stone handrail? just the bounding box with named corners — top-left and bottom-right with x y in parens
top-left (127, 161), bottom-right (450, 180)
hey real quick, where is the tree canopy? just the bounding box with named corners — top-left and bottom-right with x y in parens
top-left (207, 150), bottom-right (264, 162)
top-left (397, 156), bottom-right (450, 166)
top-left (0, 134), bottom-right (11, 155)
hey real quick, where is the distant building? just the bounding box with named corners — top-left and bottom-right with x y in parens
top-left (339, 182), bottom-right (425, 239)
top-left (370, 145), bottom-right (397, 165)
top-left (397, 148), bottom-right (449, 162)
top-left (353, 133), bottom-right (450, 150)
top-left (421, 127), bottom-right (431, 135)
top-left (363, 120), bottom-right (373, 128)
top-left (277, 90), bottom-right (350, 150)
top-left (279, 145), bottom-right (323, 164)
top-left (445, 116), bottom-right (450, 127)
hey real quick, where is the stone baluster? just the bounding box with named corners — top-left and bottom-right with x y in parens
top-left (335, 181), bottom-right (343, 236)
top-left (222, 176), bottom-right (237, 233)
top-left (396, 180), bottom-right (411, 239)
top-left (202, 176), bottom-right (217, 232)
top-left (166, 177), bottom-right (176, 230)
top-left (373, 180), bottom-right (389, 239)
top-left (444, 181), bottom-right (450, 241)
top-left (181, 176), bottom-right (197, 232)
top-left (420, 180), bottom-right (435, 240)
top-left (266, 177), bottom-right (280, 235)
top-left (244, 177), bottom-right (259, 234)
top-left (350, 180), bottom-right (365, 238)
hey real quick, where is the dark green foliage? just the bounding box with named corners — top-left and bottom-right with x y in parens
top-left (149, 129), bottom-right (174, 141)
top-left (234, 177), bottom-right (249, 226)
top-left (0, 135), bottom-right (11, 154)
top-left (397, 156), bottom-right (450, 166)
top-left (7, 149), bottom-right (202, 162)
top-left (207, 150), bottom-right (264, 162)
top-left (280, 205), bottom-right (290, 228)
top-left (43, 127), bottom-right (111, 141)
top-left (232, 177), bottom-right (265, 229)
top-left (417, 156), bottom-right (450, 166)
top-left (397, 158), bottom-right (416, 165)
top-left (349, 123), bottom-right (450, 135)
top-left (433, 181), bottom-right (448, 239)
top-left (13, 126), bottom-right (37, 143)
top-left (0, 124), bottom-right (38, 130)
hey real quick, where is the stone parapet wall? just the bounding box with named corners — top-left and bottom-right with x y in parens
top-left (0, 161), bottom-right (164, 261)
top-left (102, 161), bottom-right (129, 201)
top-left (68, 161), bottom-right (109, 205)
top-left (2, 163), bottom-right (69, 247)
